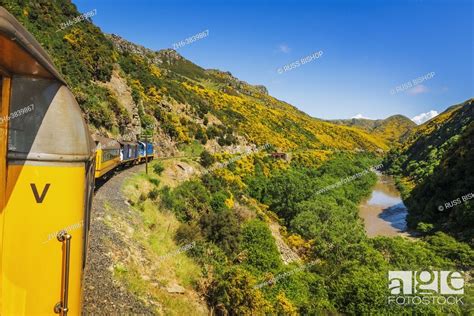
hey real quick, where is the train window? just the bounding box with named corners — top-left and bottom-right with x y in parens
top-left (101, 148), bottom-right (119, 162)
top-left (8, 77), bottom-right (60, 153)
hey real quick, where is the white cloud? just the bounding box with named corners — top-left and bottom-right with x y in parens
top-left (352, 113), bottom-right (371, 119)
top-left (278, 44), bottom-right (291, 54)
top-left (411, 110), bottom-right (439, 125)
top-left (407, 84), bottom-right (429, 95)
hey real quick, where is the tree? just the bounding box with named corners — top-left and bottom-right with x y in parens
top-left (200, 209), bottom-right (241, 255)
top-left (241, 220), bottom-right (282, 273)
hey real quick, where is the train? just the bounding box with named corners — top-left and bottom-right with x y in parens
top-left (93, 137), bottom-right (154, 179)
top-left (0, 7), bottom-right (153, 315)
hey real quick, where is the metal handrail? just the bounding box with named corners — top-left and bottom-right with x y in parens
top-left (54, 230), bottom-right (72, 315)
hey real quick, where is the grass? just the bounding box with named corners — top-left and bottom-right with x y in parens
top-left (117, 164), bottom-right (207, 315)
top-left (177, 140), bottom-right (204, 157)
top-left (114, 262), bottom-right (148, 297)
top-left (149, 157), bottom-right (202, 189)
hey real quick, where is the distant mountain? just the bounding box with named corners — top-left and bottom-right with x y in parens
top-left (384, 98), bottom-right (474, 243)
top-left (329, 115), bottom-right (416, 144)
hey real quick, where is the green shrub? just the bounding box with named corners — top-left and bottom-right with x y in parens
top-left (200, 209), bottom-right (241, 255)
top-left (175, 222), bottom-right (202, 245)
top-left (241, 220), bottom-right (282, 274)
top-left (207, 267), bottom-right (272, 315)
top-left (210, 191), bottom-right (230, 212)
top-left (149, 178), bottom-right (160, 186)
top-left (200, 150), bottom-right (215, 167)
top-left (148, 188), bottom-right (159, 200)
top-left (138, 192), bottom-right (147, 202)
top-left (152, 161), bottom-right (165, 175)
top-left (161, 181), bottom-right (211, 221)
top-left (417, 222), bottom-right (434, 233)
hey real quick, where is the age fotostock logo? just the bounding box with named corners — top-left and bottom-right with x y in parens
top-left (388, 271), bottom-right (465, 305)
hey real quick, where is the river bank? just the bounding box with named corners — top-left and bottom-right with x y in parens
top-left (359, 172), bottom-right (411, 237)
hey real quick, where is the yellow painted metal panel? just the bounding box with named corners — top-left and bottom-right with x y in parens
top-left (1, 164), bottom-right (85, 315)
top-left (94, 148), bottom-right (120, 178)
top-left (94, 148), bottom-right (102, 177)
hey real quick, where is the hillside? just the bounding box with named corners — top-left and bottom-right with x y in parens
top-left (0, 0), bottom-right (391, 154)
top-left (384, 98), bottom-right (474, 243)
top-left (2, 2), bottom-right (473, 315)
top-left (111, 35), bottom-right (392, 152)
top-left (330, 115), bottom-right (416, 144)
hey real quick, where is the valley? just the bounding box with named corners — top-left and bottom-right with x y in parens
top-left (0, 1), bottom-right (471, 315)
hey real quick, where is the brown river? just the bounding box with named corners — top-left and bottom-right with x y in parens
top-left (359, 173), bottom-right (409, 237)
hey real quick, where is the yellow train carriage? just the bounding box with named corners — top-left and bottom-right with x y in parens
top-left (0, 7), bottom-right (95, 316)
top-left (93, 136), bottom-right (121, 178)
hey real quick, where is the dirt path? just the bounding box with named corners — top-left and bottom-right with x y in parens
top-left (82, 164), bottom-right (155, 315)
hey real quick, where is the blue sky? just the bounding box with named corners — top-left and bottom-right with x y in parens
top-left (75, 0), bottom-right (472, 121)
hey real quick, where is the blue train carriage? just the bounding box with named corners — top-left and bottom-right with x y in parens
top-left (146, 142), bottom-right (154, 161)
top-left (119, 141), bottom-right (138, 165)
top-left (93, 136), bottom-right (121, 178)
top-left (137, 141), bottom-right (146, 163)
top-left (138, 141), bottom-right (154, 163)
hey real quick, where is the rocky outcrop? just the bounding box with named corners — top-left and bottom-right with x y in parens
top-left (254, 85), bottom-right (268, 95)
top-left (96, 66), bottom-right (141, 141)
top-left (166, 283), bottom-right (186, 294)
top-left (107, 34), bottom-right (183, 66)
top-left (107, 34), bottom-right (268, 98)
top-left (152, 127), bottom-right (179, 158)
top-left (268, 221), bottom-right (301, 265)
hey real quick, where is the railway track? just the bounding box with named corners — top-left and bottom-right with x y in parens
top-left (83, 164), bottom-right (155, 315)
